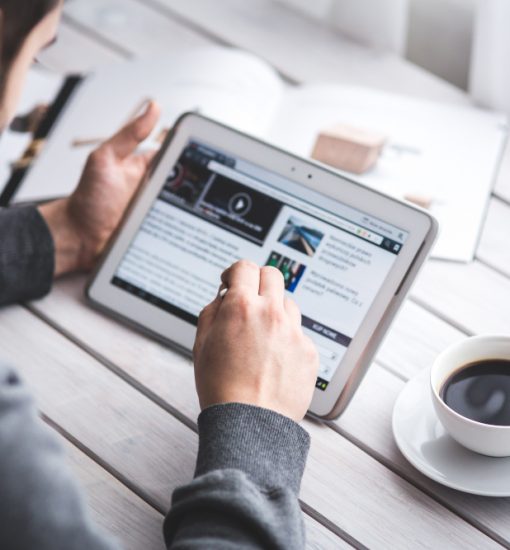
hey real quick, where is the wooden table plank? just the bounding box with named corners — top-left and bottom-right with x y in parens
top-left (412, 260), bottom-right (510, 335)
top-left (304, 517), bottom-right (354, 550)
top-left (376, 300), bottom-right (467, 380)
top-left (61, 438), bottom-right (165, 550)
top-left (25, 279), bottom-right (503, 549)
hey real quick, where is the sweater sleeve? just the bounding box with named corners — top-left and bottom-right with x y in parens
top-left (0, 363), bottom-right (121, 550)
top-left (0, 206), bottom-right (54, 306)
top-left (164, 403), bottom-right (310, 549)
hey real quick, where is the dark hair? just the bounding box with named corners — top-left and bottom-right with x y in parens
top-left (0, 0), bottom-right (59, 73)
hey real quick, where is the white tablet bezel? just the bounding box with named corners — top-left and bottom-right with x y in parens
top-left (87, 113), bottom-right (437, 419)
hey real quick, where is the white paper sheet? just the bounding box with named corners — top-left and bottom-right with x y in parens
top-left (268, 85), bottom-right (508, 262)
top-left (15, 47), bottom-right (284, 203)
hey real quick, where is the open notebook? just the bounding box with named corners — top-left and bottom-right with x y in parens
top-left (13, 46), bottom-right (508, 262)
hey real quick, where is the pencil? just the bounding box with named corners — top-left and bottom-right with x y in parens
top-left (71, 137), bottom-right (104, 148)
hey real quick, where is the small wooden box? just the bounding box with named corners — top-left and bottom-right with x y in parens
top-left (311, 124), bottom-right (387, 174)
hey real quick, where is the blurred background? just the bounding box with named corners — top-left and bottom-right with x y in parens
top-left (277, 0), bottom-right (509, 115)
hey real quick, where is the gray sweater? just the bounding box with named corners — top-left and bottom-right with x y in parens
top-left (0, 206), bottom-right (310, 549)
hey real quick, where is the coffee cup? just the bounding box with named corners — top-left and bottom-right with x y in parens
top-left (430, 335), bottom-right (510, 457)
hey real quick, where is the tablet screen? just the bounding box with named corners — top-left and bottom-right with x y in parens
top-left (112, 140), bottom-right (408, 390)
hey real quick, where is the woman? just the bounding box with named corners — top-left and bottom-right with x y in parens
top-left (0, 2), bottom-right (319, 549)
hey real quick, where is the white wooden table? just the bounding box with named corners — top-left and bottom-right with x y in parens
top-left (4, 1), bottom-right (510, 548)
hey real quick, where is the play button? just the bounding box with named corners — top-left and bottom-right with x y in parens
top-left (228, 193), bottom-right (252, 216)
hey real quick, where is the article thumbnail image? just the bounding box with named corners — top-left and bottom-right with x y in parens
top-left (266, 251), bottom-right (306, 293)
top-left (162, 145), bottom-right (213, 207)
top-left (278, 216), bottom-right (324, 257)
top-left (163, 162), bottom-right (208, 207)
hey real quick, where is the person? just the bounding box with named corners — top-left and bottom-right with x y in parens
top-left (0, 1), bottom-right (320, 549)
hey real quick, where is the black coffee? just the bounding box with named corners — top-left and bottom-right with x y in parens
top-left (441, 359), bottom-right (510, 426)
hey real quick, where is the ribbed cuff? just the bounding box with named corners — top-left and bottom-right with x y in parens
top-left (195, 403), bottom-right (310, 494)
top-left (0, 206), bottom-right (54, 306)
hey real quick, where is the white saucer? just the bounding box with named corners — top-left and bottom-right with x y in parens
top-left (392, 367), bottom-right (510, 497)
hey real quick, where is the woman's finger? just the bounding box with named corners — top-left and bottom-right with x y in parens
top-left (221, 260), bottom-right (260, 296)
top-left (103, 100), bottom-right (160, 160)
top-left (259, 266), bottom-right (285, 300)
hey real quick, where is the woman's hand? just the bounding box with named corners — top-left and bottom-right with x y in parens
top-left (39, 100), bottom-right (160, 276)
top-left (193, 260), bottom-right (320, 422)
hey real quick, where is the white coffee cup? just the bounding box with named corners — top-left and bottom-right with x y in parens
top-left (430, 335), bottom-right (510, 457)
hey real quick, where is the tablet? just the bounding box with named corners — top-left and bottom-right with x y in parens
top-left (87, 113), bottom-right (437, 419)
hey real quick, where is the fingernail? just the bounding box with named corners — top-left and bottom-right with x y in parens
top-left (128, 98), bottom-right (153, 122)
top-left (139, 101), bottom-right (152, 118)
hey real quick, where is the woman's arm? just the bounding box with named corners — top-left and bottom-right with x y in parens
top-left (165, 404), bottom-right (310, 549)
top-left (0, 206), bottom-right (54, 306)
top-left (0, 363), bottom-right (120, 550)
top-left (164, 261), bottom-right (319, 549)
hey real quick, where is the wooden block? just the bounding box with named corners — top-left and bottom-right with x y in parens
top-left (311, 123), bottom-right (386, 174)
